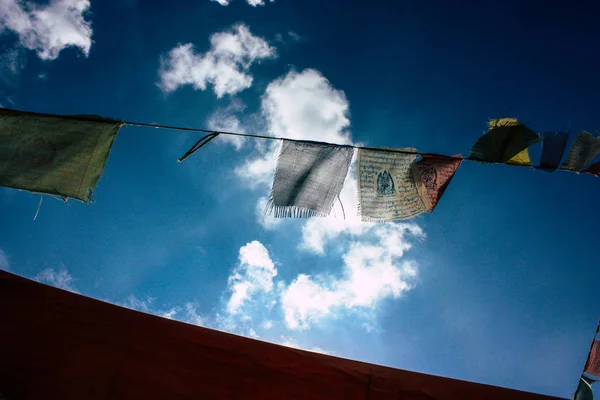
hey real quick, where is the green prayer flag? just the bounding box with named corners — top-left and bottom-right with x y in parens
top-left (0, 108), bottom-right (122, 202)
top-left (470, 118), bottom-right (541, 164)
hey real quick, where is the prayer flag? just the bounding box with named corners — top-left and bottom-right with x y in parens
top-left (416, 155), bottom-right (462, 212)
top-left (358, 148), bottom-right (430, 222)
top-left (470, 118), bottom-right (540, 164)
top-left (0, 108), bottom-right (122, 202)
top-left (506, 148), bottom-right (532, 166)
top-left (267, 140), bottom-right (354, 218)
top-left (573, 376), bottom-right (595, 400)
top-left (539, 131), bottom-right (569, 172)
top-left (585, 340), bottom-right (600, 378)
top-left (584, 163), bottom-right (600, 177)
top-left (561, 132), bottom-right (600, 172)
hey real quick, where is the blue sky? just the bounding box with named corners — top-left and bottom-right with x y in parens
top-left (0, 0), bottom-right (599, 397)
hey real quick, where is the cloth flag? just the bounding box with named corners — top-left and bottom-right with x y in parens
top-left (416, 155), bottom-right (462, 212)
top-left (358, 148), bottom-right (430, 222)
top-left (0, 108), bottom-right (122, 202)
top-left (585, 340), bottom-right (600, 377)
top-left (470, 118), bottom-right (540, 165)
top-left (561, 132), bottom-right (600, 172)
top-left (268, 140), bottom-right (354, 218)
top-left (539, 131), bottom-right (569, 171)
top-left (573, 376), bottom-right (595, 400)
top-left (584, 162), bottom-right (600, 177)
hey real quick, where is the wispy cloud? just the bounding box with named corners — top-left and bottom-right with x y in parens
top-left (211, 0), bottom-right (275, 6)
top-left (158, 24), bottom-right (276, 98)
top-left (0, 248), bottom-right (9, 271)
top-left (0, 47), bottom-right (25, 78)
top-left (226, 240), bottom-right (277, 314)
top-left (0, 0), bottom-right (93, 60)
top-left (206, 99), bottom-right (247, 150)
top-left (34, 267), bottom-right (79, 293)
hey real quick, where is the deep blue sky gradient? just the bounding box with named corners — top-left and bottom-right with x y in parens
top-left (1, 0), bottom-right (599, 398)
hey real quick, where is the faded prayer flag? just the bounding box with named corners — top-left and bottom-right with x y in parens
top-left (561, 131), bottom-right (600, 172)
top-left (469, 118), bottom-right (540, 164)
top-left (267, 140), bottom-right (354, 218)
top-left (0, 108), bottom-right (122, 202)
top-left (416, 155), bottom-right (462, 212)
top-left (358, 148), bottom-right (430, 222)
top-left (584, 162), bottom-right (600, 177)
top-left (538, 131), bottom-right (569, 172)
top-left (585, 340), bottom-right (600, 377)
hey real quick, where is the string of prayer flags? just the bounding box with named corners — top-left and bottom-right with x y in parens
top-left (416, 155), bottom-right (462, 212)
top-left (469, 118), bottom-right (540, 165)
top-left (0, 108), bottom-right (122, 202)
top-left (584, 163), bottom-right (600, 177)
top-left (573, 376), bottom-right (595, 400)
top-left (267, 140), bottom-right (354, 218)
top-left (585, 340), bottom-right (600, 377)
top-left (538, 131), bottom-right (569, 172)
top-left (357, 148), bottom-right (430, 222)
top-left (561, 132), bottom-right (600, 172)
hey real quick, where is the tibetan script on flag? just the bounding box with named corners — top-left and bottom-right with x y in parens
top-left (416, 155), bottom-right (462, 212)
top-left (358, 149), bottom-right (430, 222)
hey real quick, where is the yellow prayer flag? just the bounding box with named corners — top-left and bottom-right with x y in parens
top-left (505, 148), bottom-right (531, 166)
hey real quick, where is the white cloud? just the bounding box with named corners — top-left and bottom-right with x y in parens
top-left (277, 336), bottom-right (331, 354)
top-left (281, 224), bottom-right (422, 330)
top-left (255, 196), bottom-right (283, 230)
top-left (234, 68), bottom-right (351, 193)
top-left (0, 47), bottom-right (24, 76)
top-left (262, 69), bottom-right (351, 144)
top-left (34, 267), bottom-right (79, 293)
top-left (0, 0), bottom-right (92, 60)
top-left (206, 99), bottom-right (247, 150)
top-left (222, 68), bottom-right (426, 330)
top-left (226, 240), bottom-right (277, 314)
top-left (211, 0), bottom-right (275, 6)
top-left (158, 24), bottom-right (276, 98)
top-left (0, 248), bottom-right (9, 271)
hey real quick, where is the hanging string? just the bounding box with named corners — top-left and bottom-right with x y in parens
top-left (0, 107), bottom-right (466, 160)
top-left (0, 107), bottom-right (540, 166)
top-left (33, 195), bottom-right (43, 221)
top-left (337, 194), bottom-right (346, 220)
top-left (178, 133), bottom-right (220, 162)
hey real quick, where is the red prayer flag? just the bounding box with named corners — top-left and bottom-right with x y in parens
top-left (584, 339), bottom-right (600, 377)
top-left (583, 162), bottom-right (600, 177)
top-left (416, 155), bottom-right (462, 212)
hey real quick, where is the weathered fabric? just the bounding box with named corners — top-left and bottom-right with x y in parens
top-left (470, 118), bottom-right (540, 164)
top-left (358, 148), bottom-right (430, 222)
top-left (539, 131), bottom-right (569, 172)
top-left (0, 108), bottom-right (122, 202)
top-left (268, 140), bottom-right (354, 218)
top-left (585, 340), bottom-right (600, 377)
top-left (505, 148), bottom-right (532, 166)
top-left (561, 131), bottom-right (600, 172)
top-left (573, 376), bottom-right (595, 400)
top-left (584, 162), bottom-right (600, 177)
top-left (416, 155), bottom-right (462, 212)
